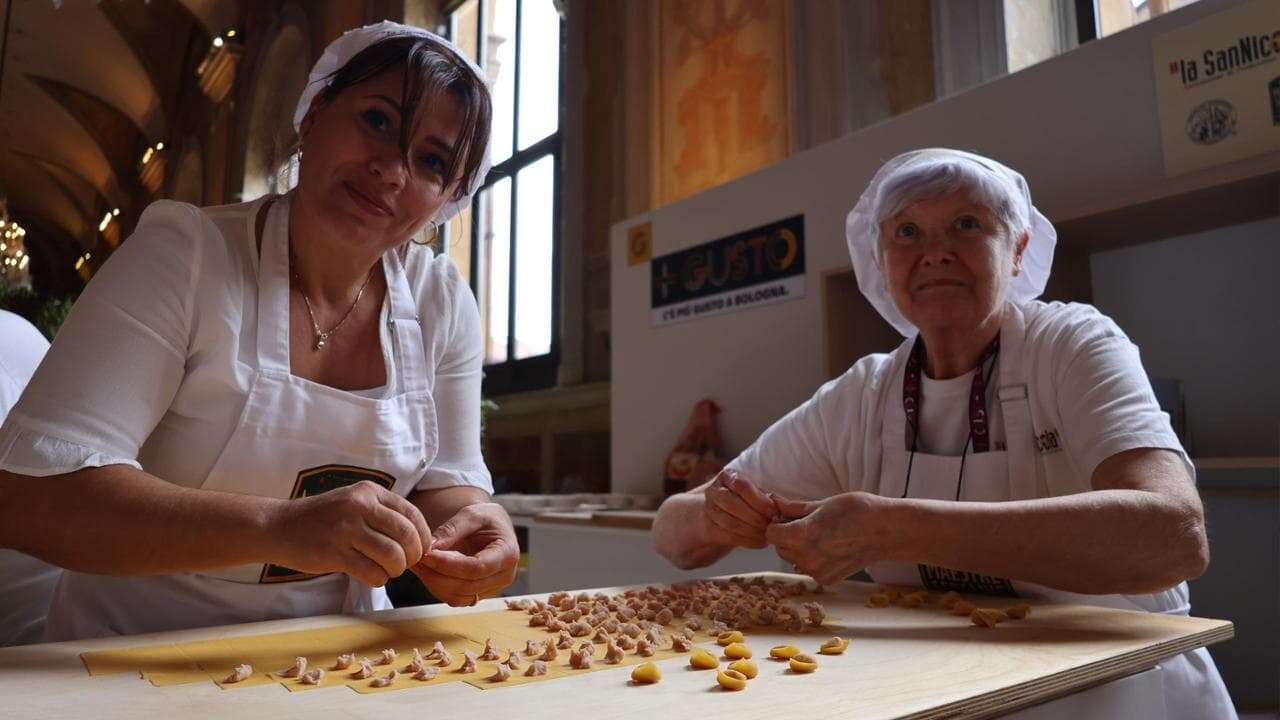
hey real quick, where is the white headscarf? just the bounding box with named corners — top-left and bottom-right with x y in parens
top-left (292, 21), bottom-right (491, 223)
top-left (844, 148), bottom-right (1057, 337)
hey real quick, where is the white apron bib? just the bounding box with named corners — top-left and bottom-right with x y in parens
top-left (44, 196), bottom-right (439, 640)
top-left (864, 305), bottom-right (1235, 720)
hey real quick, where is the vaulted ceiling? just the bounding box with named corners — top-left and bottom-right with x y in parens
top-left (0, 0), bottom-right (239, 286)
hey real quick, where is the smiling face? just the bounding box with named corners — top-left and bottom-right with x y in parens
top-left (296, 66), bottom-right (465, 253)
top-left (878, 190), bottom-right (1028, 335)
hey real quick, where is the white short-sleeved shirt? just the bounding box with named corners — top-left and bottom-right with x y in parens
top-left (728, 300), bottom-right (1187, 504)
top-left (0, 310), bottom-right (48, 411)
top-left (0, 198), bottom-right (492, 495)
top-left (0, 309), bottom-right (61, 647)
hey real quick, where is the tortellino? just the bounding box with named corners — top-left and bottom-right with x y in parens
top-left (278, 657), bottom-right (307, 678)
top-left (222, 664), bottom-right (252, 684)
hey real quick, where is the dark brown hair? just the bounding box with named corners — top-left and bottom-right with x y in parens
top-left (314, 34), bottom-right (492, 200)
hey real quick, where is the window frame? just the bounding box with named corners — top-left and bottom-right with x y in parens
top-left (1076, 0), bottom-right (1100, 44)
top-left (447, 0), bottom-right (565, 396)
top-left (935, 0), bottom-right (1095, 97)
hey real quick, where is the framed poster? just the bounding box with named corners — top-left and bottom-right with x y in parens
top-left (650, 214), bottom-right (804, 327)
top-left (1152, 0), bottom-right (1280, 175)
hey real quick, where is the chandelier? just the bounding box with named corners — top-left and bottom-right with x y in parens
top-left (0, 198), bottom-right (31, 289)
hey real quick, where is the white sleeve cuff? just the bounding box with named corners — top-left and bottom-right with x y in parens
top-left (414, 465), bottom-right (494, 494)
top-left (0, 420), bottom-right (142, 477)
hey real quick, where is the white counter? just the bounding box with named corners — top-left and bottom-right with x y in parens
top-left (508, 510), bottom-right (785, 593)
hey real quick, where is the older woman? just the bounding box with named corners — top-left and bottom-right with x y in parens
top-left (0, 22), bottom-right (517, 640)
top-left (653, 149), bottom-right (1234, 719)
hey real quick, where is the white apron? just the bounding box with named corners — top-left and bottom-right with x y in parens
top-left (865, 305), bottom-right (1236, 720)
top-left (44, 196), bottom-right (439, 640)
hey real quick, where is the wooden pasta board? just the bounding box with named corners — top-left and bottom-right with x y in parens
top-left (0, 573), bottom-right (1232, 719)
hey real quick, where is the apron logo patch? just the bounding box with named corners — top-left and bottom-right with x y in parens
top-left (1035, 429), bottom-right (1062, 455)
top-left (260, 465), bottom-right (397, 584)
top-left (918, 565), bottom-right (1019, 597)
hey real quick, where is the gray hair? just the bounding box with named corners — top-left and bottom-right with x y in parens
top-left (874, 157), bottom-right (1029, 243)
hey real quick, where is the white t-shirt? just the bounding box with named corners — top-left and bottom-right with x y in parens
top-left (723, 301), bottom-right (1236, 720)
top-left (0, 309), bottom-right (60, 647)
top-left (728, 300), bottom-right (1186, 503)
top-left (0, 197), bottom-right (492, 493)
top-left (912, 366), bottom-right (1006, 456)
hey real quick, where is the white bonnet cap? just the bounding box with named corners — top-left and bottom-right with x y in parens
top-left (292, 20), bottom-right (491, 223)
top-left (844, 148), bottom-right (1057, 337)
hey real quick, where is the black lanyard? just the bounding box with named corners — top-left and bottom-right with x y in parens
top-left (901, 335), bottom-right (1000, 500)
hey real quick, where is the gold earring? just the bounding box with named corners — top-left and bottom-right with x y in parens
top-left (412, 220), bottom-right (440, 246)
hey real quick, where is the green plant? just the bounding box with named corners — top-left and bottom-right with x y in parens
top-left (480, 398), bottom-right (499, 429)
top-left (35, 295), bottom-right (75, 341)
top-left (0, 283), bottom-right (77, 341)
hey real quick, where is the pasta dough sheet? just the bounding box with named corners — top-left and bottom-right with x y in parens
top-left (81, 608), bottom-right (757, 693)
top-left (80, 578), bottom-right (832, 694)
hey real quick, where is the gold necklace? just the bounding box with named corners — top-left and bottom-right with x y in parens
top-left (291, 249), bottom-right (377, 351)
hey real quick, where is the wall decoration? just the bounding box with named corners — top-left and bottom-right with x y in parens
top-left (657, 0), bottom-right (789, 204)
top-left (1152, 0), bottom-right (1280, 175)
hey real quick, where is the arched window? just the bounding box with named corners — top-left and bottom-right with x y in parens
top-left (169, 138), bottom-right (204, 205)
top-left (242, 24), bottom-right (308, 200)
top-left (447, 0), bottom-right (564, 394)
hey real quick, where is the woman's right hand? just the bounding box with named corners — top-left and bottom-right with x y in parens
top-left (265, 481), bottom-right (432, 587)
top-left (701, 470), bottom-right (780, 550)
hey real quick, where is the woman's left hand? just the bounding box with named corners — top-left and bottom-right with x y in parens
top-left (765, 492), bottom-right (895, 586)
top-left (411, 502), bottom-right (519, 606)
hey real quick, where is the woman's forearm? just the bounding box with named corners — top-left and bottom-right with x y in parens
top-left (884, 489), bottom-right (1208, 595)
top-left (410, 485), bottom-right (492, 531)
top-left (652, 491), bottom-right (733, 570)
top-left (0, 465), bottom-right (279, 576)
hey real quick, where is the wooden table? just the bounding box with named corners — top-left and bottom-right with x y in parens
top-left (0, 573), bottom-right (1232, 719)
